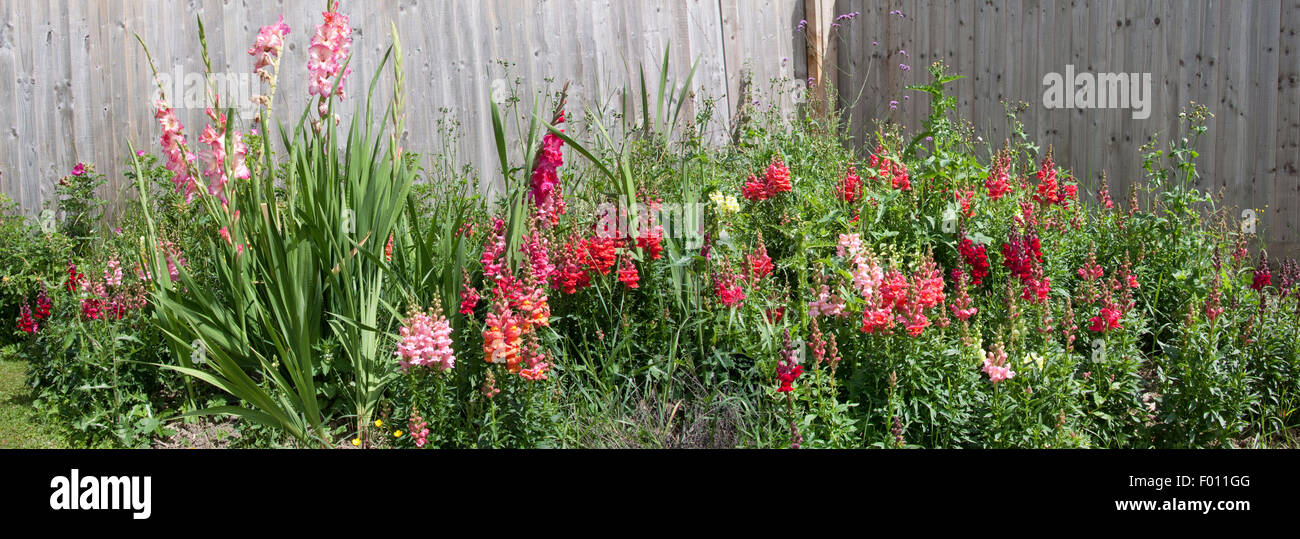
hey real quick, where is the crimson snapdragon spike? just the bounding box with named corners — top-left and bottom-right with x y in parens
top-left (776, 330), bottom-right (804, 448)
top-left (634, 197), bottom-right (664, 260)
top-left (34, 282), bottom-right (51, 320)
top-left (1030, 146), bottom-right (1077, 208)
top-left (868, 143), bottom-right (910, 191)
top-left (65, 260), bottom-right (82, 293)
top-left (458, 268), bottom-right (479, 315)
top-left (985, 143), bottom-right (1012, 200)
top-left (747, 234), bottom-right (773, 281)
top-left (775, 330), bottom-right (803, 393)
top-left (1252, 250), bottom-right (1272, 291)
top-left (1001, 223), bottom-right (1050, 303)
top-left (16, 302), bottom-right (38, 334)
top-left (957, 237), bottom-right (989, 286)
top-left (713, 261), bottom-right (746, 307)
top-left (837, 164), bottom-right (862, 203)
top-left (741, 157), bottom-right (793, 201)
top-left (616, 253), bottom-right (639, 289)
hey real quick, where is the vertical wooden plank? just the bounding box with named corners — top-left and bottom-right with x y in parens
top-left (1067, 0), bottom-right (1089, 191)
top-left (1215, 1), bottom-right (1250, 210)
top-left (1275, 0), bottom-right (1300, 257)
top-left (1249, 1), bottom-right (1280, 251)
top-left (0, 0), bottom-right (20, 209)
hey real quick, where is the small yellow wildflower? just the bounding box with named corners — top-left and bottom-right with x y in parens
top-left (375, 419), bottom-right (383, 428)
top-left (351, 438), bottom-right (361, 447)
top-left (394, 430), bottom-right (403, 438)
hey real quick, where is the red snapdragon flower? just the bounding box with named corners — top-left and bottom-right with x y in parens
top-left (868, 144), bottom-right (910, 191)
top-left (740, 157), bottom-right (793, 201)
top-left (1252, 250), bottom-right (1271, 291)
top-left (617, 255), bottom-right (640, 289)
top-left (775, 330), bottom-right (803, 393)
top-left (16, 303), bottom-right (38, 333)
top-left (34, 282), bottom-right (51, 320)
top-left (957, 238), bottom-right (989, 286)
top-left (1089, 305), bottom-right (1122, 333)
top-left (748, 238), bottom-right (774, 280)
top-left (985, 147), bottom-right (1012, 200)
top-left (837, 164), bottom-right (862, 203)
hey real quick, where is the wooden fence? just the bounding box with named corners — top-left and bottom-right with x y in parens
top-left (1, 1), bottom-right (1297, 255)
top-left (0, 0), bottom-right (802, 211)
top-left (833, 0), bottom-right (1300, 256)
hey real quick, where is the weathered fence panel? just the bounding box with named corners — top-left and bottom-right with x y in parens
top-left (0, 0), bottom-right (802, 213)
top-left (837, 0), bottom-right (1300, 256)
top-left (1, 1), bottom-right (1297, 256)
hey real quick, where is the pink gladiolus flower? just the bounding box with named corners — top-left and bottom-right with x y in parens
top-left (155, 101), bottom-right (199, 203)
top-left (196, 115), bottom-right (250, 205)
top-left (249, 15), bottom-right (291, 82)
top-left (307, 3), bottom-right (354, 100)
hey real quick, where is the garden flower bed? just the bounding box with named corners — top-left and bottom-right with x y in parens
top-left (1, 4), bottom-right (1296, 449)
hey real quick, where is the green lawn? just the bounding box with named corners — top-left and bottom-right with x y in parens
top-left (0, 348), bottom-right (67, 448)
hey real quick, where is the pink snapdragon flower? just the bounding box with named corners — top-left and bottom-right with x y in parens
top-left (983, 342), bottom-right (1015, 383)
top-left (714, 269), bottom-right (746, 307)
top-left (408, 410), bottom-right (430, 448)
top-left (480, 218), bottom-right (507, 281)
top-left (307, 3), bottom-right (354, 100)
top-left (529, 111), bottom-right (567, 225)
top-left (394, 307), bottom-right (456, 372)
top-left (104, 256), bottom-right (123, 287)
top-left (808, 281), bottom-right (846, 318)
